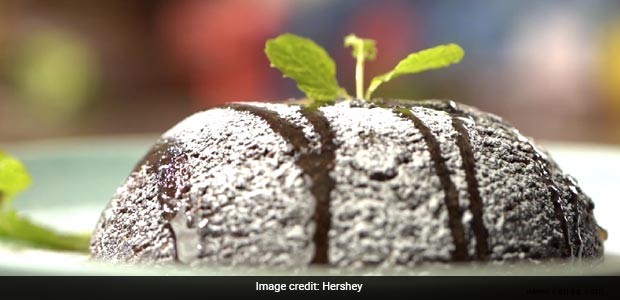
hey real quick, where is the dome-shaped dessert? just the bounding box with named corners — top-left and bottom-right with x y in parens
top-left (90, 99), bottom-right (604, 267)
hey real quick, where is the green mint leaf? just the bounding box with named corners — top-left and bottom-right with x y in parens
top-left (344, 34), bottom-right (377, 61)
top-left (366, 43), bottom-right (464, 99)
top-left (0, 208), bottom-right (90, 252)
top-left (266, 33), bottom-right (345, 105)
top-left (0, 151), bottom-right (32, 203)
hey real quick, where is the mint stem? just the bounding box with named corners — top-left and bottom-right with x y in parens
top-left (0, 208), bottom-right (91, 252)
top-left (355, 46), bottom-right (365, 99)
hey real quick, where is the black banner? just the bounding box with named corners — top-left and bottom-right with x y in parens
top-left (1, 276), bottom-right (619, 299)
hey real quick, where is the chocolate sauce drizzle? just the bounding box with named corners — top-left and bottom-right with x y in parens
top-left (383, 100), bottom-right (492, 261)
top-left (420, 101), bottom-right (490, 260)
top-left (137, 140), bottom-right (191, 261)
top-left (451, 116), bottom-right (490, 260)
top-left (567, 178), bottom-right (584, 258)
top-left (395, 108), bottom-right (469, 261)
top-left (225, 104), bottom-right (337, 264)
top-left (528, 148), bottom-right (573, 257)
top-left (299, 108), bottom-right (337, 264)
top-left (139, 140), bottom-right (191, 220)
top-left (435, 99), bottom-right (574, 258)
top-left (406, 100), bottom-right (574, 259)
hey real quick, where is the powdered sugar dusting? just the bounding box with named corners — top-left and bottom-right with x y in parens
top-left (91, 100), bottom-right (604, 267)
top-left (321, 103), bottom-right (455, 267)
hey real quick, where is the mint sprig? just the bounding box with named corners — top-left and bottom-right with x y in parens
top-left (0, 151), bottom-right (90, 252)
top-left (265, 33), bottom-right (464, 105)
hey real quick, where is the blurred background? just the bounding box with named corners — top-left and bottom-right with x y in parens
top-left (1, 0), bottom-right (620, 144)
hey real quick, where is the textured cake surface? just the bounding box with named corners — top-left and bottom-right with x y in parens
top-left (90, 99), bottom-right (604, 267)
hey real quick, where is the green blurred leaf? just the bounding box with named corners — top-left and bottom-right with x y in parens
top-left (13, 31), bottom-right (99, 119)
top-left (366, 43), bottom-right (464, 99)
top-left (0, 151), bottom-right (31, 202)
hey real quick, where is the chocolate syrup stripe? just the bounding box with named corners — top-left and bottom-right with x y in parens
top-left (382, 100), bottom-right (491, 260)
top-left (530, 151), bottom-right (573, 258)
top-left (412, 99), bottom-right (572, 258)
top-left (224, 104), bottom-right (336, 264)
top-left (299, 108), bottom-right (337, 264)
top-left (451, 116), bottom-right (490, 260)
top-left (395, 108), bottom-right (469, 261)
top-left (412, 100), bottom-right (490, 260)
top-left (137, 139), bottom-right (191, 261)
top-left (569, 187), bottom-right (584, 258)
